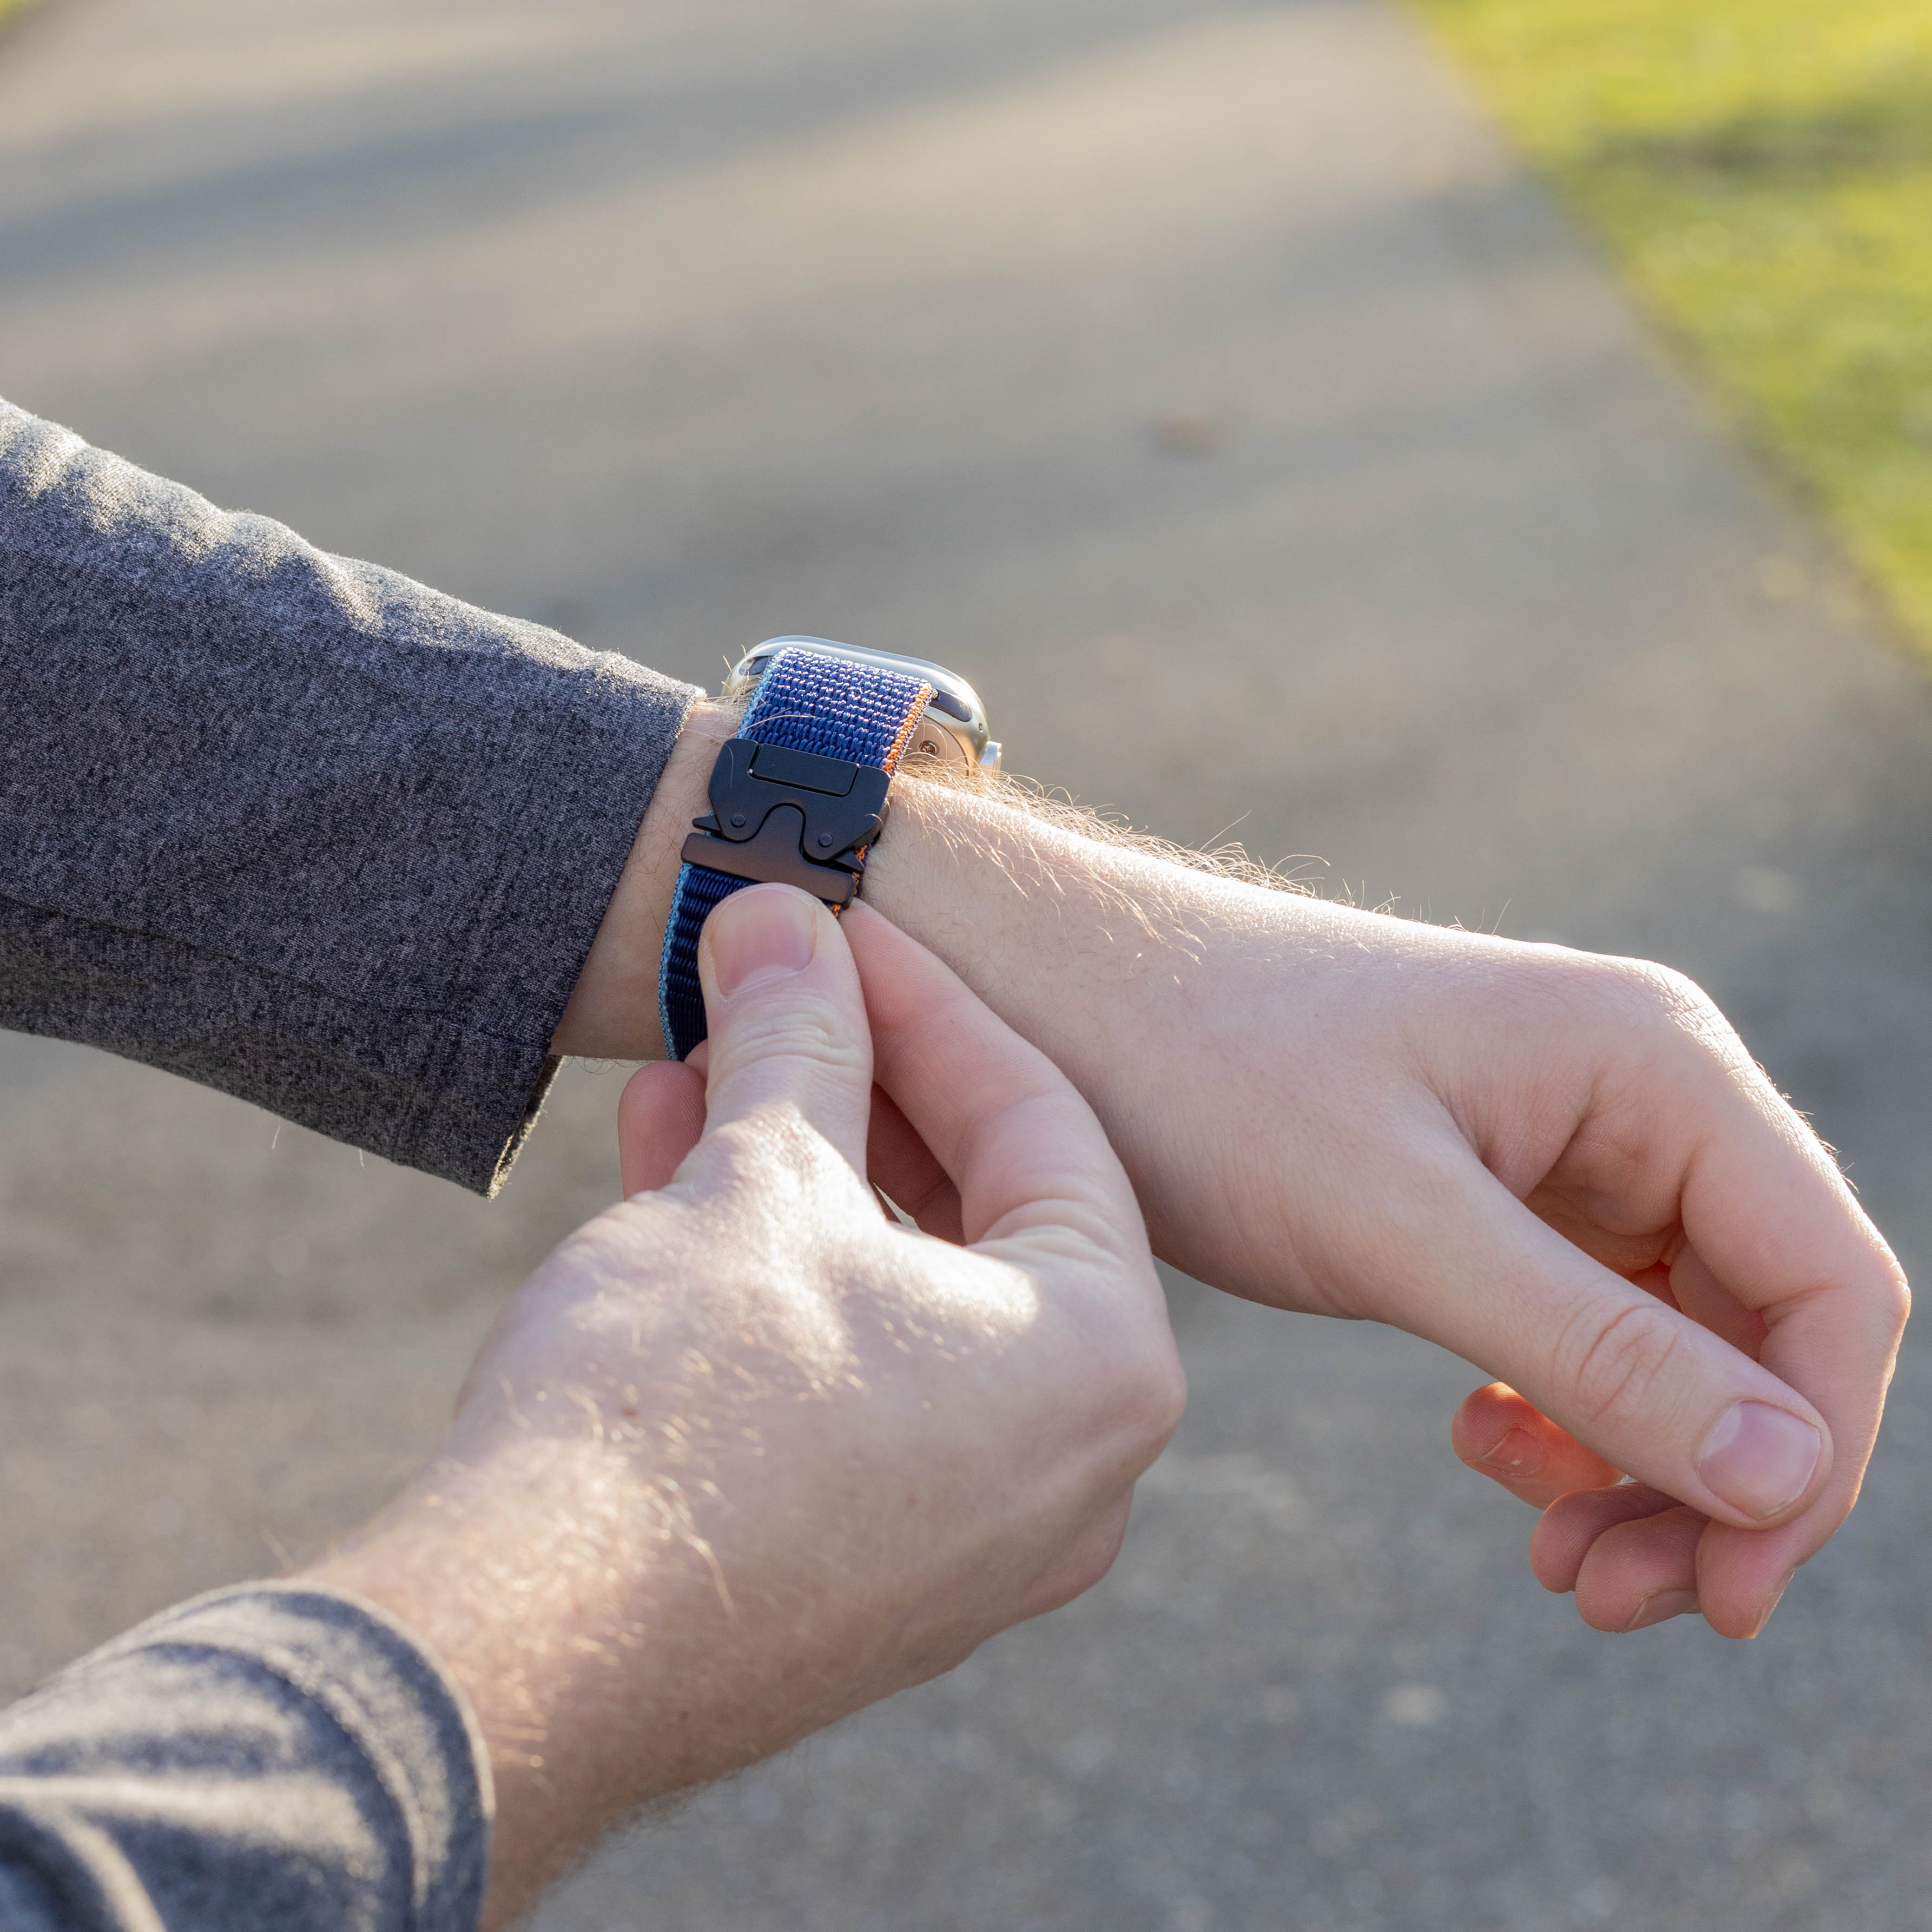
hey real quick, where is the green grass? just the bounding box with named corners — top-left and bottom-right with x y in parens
top-left (1409, 0), bottom-right (1932, 648)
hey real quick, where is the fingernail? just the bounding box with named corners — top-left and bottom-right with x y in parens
top-left (1696, 1403), bottom-right (1822, 1521)
top-left (1623, 1589), bottom-right (1698, 1632)
top-left (1480, 1427), bottom-right (1545, 1478)
top-left (705, 888), bottom-right (817, 998)
top-left (1748, 1570), bottom-right (1796, 1639)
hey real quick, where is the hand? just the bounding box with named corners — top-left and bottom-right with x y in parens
top-left (313, 882), bottom-right (1183, 1927)
top-left (850, 788), bottom-right (1908, 1644)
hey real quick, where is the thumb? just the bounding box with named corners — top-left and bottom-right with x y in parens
top-left (694, 883), bottom-right (873, 1173)
top-left (1383, 1140), bottom-right (1835, 1539)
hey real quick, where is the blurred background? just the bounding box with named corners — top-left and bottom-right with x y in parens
top-left (3, 1), bottom-right (1932, 1928)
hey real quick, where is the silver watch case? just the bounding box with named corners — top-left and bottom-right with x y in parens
top-left (723, 636), bottom-right (1002, 775)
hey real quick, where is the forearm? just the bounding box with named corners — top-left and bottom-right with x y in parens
top-left (309, 1442), bottom-right (678, 1930)
top-left (551, 697), bottom-right (740, 1060)
top-left (307, 1428), bottom-right (864, 1930)
top-left (862, 774), bottom-right (1324, 1284)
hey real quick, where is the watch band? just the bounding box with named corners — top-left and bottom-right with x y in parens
top-left (658, 647), bottom-right (933, 1061)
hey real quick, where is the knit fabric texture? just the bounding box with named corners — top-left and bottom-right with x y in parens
top-left (0, 1584), bottom-right (491, 1932)
top-left (0, 398), bottom-right (700, 1192)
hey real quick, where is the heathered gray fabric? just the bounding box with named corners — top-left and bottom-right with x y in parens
top-left (0, 398), bottom-right (700, 1192)
top-left (0, 1584), bottom-right (490, 1932)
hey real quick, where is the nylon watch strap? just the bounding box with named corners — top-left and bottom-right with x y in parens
top-left (657, 648), bottom-right (932, 1060)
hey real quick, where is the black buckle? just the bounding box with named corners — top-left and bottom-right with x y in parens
top-left (681, 737), bottom-right (892, 908)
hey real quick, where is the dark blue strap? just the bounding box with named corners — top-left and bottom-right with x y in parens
top-left (658, 649), bottom-right (931, 1060)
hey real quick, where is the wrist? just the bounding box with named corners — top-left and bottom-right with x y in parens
top-left (550, 676), bottom-right (1225, 1173)
top-left (551, 697), bottom-right (739, 1060)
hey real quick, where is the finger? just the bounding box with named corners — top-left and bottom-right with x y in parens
top-left (695, 883), bottom-right (874, 1175)
top-left (1573, 1504), bottom-right (1707, 1633)
top-left (1450, 1382), bottom-right (1620, 1509)
top-left (1529, 1482), bottom-right (1678, 1594)
top-left (1663, 1073), bottom-right (1910, 1636)
top-left (1524, 1197), bottom-right (1768, 1358)
top-left (1524, 1188), bottom-right (1671, 1278)
top-left (1365, 1124), bottom-right (1837, 1543)
top-left (1524, 1481), bottom-right (1713, 1630)
top-left (1663, 1244), bottom-right (1766, 1357)
top-left (867, 1083), bottom-right (966, 1243)
top-left (617, 1061), bottom-right (708, 1196)
top-left (842, 904), bottom-right (1147, 1265)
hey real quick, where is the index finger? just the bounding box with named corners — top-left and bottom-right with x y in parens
top-left (842, 903), bottom-right (1145, 1263)
top-left (1669, 1068), bottom-right (1909, 1626)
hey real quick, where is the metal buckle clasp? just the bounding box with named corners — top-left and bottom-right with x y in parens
top-left (680, 737), bottom-right (892, 908)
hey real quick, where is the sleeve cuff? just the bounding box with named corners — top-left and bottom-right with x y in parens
top-left (62, 1582), bottom-right (494, 1932)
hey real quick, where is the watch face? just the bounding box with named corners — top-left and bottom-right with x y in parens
top-left (726, 636), bottom-right (1001, 774)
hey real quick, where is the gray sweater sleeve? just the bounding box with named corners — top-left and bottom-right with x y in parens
top-left (0, 398), bottom-right (701, 1194)
top-left (0, 1585), bottom-right (490, 1932)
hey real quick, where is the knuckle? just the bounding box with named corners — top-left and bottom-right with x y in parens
top-left (1881, 1265), bottom-right (1913, 1337)
top-left (1592, 955), bottom-right (1723, 1037)
top-left (711, 998), bottom-right (868, 1079)
top-left (1063, 1533), bottom-right (1127, 1603)
top-left (702, 1112), bottom-right (862, 1215)
top-left (1144, 1346), bottom-right (1191, 1446)
top-left (1565, 954), bottom-right (1756, 1091)
top-left (1096, 1323), bottom-right (1188, 1466)
top-left (1557, 1297), bottom-right (1683, 1434)
top-left (1120, 1359), bottom-right (1188, 1462)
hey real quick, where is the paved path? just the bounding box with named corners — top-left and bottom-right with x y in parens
top-left (5, 2), bottom-right (1932, 1927)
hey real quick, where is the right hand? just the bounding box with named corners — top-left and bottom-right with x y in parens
top-left (312, 882), bottom-right (1183, 1927)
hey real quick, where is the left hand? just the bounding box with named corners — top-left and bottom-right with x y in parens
top-left (848, 802), bottom-right (1909, 1643)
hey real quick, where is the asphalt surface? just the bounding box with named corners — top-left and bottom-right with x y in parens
top-left (5, 2), bottom-right (1932, 1927)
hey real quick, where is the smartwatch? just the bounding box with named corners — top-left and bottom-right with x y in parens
top-left (658, 636), bottom-right (1000, 1060)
